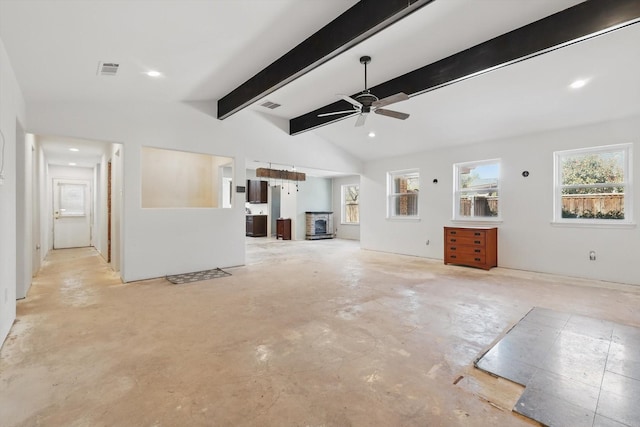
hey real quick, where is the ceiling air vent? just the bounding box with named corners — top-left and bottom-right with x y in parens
top-left (260, 100), bottom-right (281, 110)
top-left (97, 62), bottom-right (120, 76)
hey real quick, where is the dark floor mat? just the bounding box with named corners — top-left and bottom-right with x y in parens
top-left (166, 268), bottom-right (231, 284)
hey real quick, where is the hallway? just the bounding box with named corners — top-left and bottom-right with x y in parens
top-left (1, 240), bottom-right (640, 426)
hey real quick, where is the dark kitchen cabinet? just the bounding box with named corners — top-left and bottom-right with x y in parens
top-left (246, 215), bottom-right (267, 237)
top-left (276, 218), bottom-right (291, 240)
top-left (246, 180), bottom-right (268, 203)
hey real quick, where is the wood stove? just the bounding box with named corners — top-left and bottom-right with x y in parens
top-left (305, 211), bottom-right (334, 240)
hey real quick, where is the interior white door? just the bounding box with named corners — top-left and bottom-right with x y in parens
top-left (53, 179), bottom-right (91, 249)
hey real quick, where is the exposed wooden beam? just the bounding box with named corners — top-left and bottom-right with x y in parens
top-left (217, 0), bottom-right (435, 120)
top-left (256, 168), bottom-right (306, 182)
top-left (290, 0), bottom-right (640, 135)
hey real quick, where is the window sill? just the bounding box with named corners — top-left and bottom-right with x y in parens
top-left (340, 222), bottom-right (360, 226)
top-left (386, 217), bottom-right (421, 222)
top-left (451, 218), bottom-right (503, 225)
top-left (551, 221), bottom-right (636, 229)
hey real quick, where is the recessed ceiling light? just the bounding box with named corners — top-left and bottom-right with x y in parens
top-left (68, 162), bottom-right (77, 166)
top-left (368, 131), bottom-right (376, 138)
top-left (569, 79), bottom-right (588, 89)
top-left (69, 148), bottom-right (79, 152)
top-left (146, 70), bottom-right (162, 77)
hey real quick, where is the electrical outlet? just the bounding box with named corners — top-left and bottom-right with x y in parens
top-left (589, 251), bottom-right (596, 261)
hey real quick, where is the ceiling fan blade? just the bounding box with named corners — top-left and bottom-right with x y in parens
top-left (372, 92), bottom-right (409, 108)
top-left (375, 108), bottom-right (410, 120)
top-left (354, 113), bottom-right (368, 127)
top-left (338, 94), bottom-right (363, 108)
top-left (318, 110), bottom-right (358, 117)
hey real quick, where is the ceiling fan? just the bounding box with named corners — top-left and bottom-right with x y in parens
top-left (318, 55), bottom-right (410, 127)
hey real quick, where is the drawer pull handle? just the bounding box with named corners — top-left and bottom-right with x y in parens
top-left (474, 240), bottom-right (481, 244)
top-left (474, 232), bottom-right (481, 236)
top-left (450, 231), bottom-right (457, 235)
top-left (474, 258), bottom-right (481, 262)
top-left (451, 239), bottom-right (457, 242)
top-left (450, 247), bottom-right (456, 251)
top-left (474, 249), bottom-right (481, 253)
top-left (451, 255), bottom-right (457, 259)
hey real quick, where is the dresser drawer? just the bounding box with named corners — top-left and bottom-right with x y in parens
top-left (446, 245), bottom-right (485, 256)
top-left (446, 235), bottom-right (485, 246)
top-left (446, 228), bottom-right (486, 238)
top-left (446, 253), bottom-right (486, 265)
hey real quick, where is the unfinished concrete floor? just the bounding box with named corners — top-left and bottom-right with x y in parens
top-left (2, 238), bottom-right (640, 426)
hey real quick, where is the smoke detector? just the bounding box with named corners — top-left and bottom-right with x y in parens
top-left (97, 61), bottom-right (120, 76)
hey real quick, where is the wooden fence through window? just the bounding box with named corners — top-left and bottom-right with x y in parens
top-left (459, 194), bottom-right (623, 217)
top-left (460, 196), bottom-right (498, 217)
top-left (561, 194), bottom-right (624, 216)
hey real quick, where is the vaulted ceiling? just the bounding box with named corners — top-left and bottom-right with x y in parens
top-left (1, 0), bottom-right (639, 164)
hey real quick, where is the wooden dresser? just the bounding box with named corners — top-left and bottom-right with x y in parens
top-left (444, 227), bottom-right (497, 270)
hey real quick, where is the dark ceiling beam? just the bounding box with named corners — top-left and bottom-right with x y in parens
top-left (217, 0), bottom-right (435, 120)
top-left (290, 0), bottom-right (640, 135)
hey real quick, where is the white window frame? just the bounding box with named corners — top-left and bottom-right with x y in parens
top-left (387, 169), bottom-right (420, 220)
top-left (453, 158), bottom-right (501, 222)
top-left (341, 184), bottom-right (359, 225)
top-left (553, 143), bottom-right (633, 226)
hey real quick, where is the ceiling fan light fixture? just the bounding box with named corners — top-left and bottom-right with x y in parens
top-left (318, 56), bottom-right (409, 126)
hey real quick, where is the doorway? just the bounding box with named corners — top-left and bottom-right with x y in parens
top-left (107, 160), bottom-right (112, 262)
top-left (53, 178), bottom-right (92, 249)
top-left (270, 185), bottom-right (281, 237)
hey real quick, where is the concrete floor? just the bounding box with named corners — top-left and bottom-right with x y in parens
top-left (2, 238), bottom-right (639, 426)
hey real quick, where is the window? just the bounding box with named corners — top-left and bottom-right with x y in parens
top-left (341, 184), bottom-right (359, 224)
top-left (454, 159), bottom-right (500, 220)
top-left (59, 183), bottom-right (87, 216)
top-left (388, 170), bottom-right (419, 218)
top-left (554, 144), bottom-right (632, 223)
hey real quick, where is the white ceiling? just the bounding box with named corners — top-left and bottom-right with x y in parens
top-left (38, 135), bottom-right (112, 168)
top-left (1, 0), bottom-right (639, 167)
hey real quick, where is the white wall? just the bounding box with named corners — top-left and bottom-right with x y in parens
top-left (31, 137), bottom-right (42, 276)
top-left (39, 159), bottom-right (49, 259)
top-left (109, 144), bottom-right (123, 273)
top-left (27, 101), bottom-right (361, 281)
top-left (361, 116), bottom-right (640, 286)
top-left (0, 37), bottom-right (26, 346)
top-left (15, 124), bottom-right (32, 299)
top-left (332, 175), bottom-right (360, 240)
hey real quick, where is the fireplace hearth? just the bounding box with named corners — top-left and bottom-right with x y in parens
top-left (305, 212), bottom-right (334, 240)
